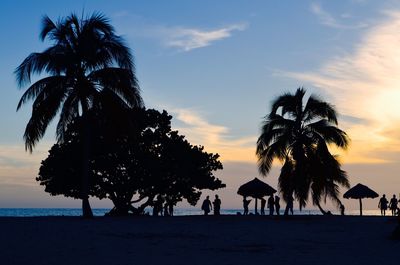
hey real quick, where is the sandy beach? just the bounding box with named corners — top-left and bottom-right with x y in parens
top-left (1, 215), bottom-right (398, 265)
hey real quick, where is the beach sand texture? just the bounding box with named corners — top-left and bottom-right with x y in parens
top-left (1, 215), bottom-right (398, 265)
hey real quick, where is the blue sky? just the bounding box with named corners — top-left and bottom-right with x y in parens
top-left (1, 0), bottom-right (400, 211)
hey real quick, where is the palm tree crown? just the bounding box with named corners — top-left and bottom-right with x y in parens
top-left (15, 12), bottom-right (143, 151)
top-left (256, 88), bottom-right (350, 210)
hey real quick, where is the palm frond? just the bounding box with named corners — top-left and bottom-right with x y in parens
top-left (17, 76), bottom-right (67, 110)
top-left (88, 68), bottom-right (143, 108)
top-left (24, 82), bottom-right (67, 152)
top-left (303, 95), bottom-right (338, 124)
top-left (40, 15), bottom-right (57, 41)
top-left (56, 93), bottom-right (79, 143)
top-left (307, 119), bottom-right (350, 149)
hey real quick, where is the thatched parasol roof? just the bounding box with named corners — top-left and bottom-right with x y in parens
top-left (237, 178), bottom-right (277, 198)
top-left (343, 183), bottom-right (379, 199)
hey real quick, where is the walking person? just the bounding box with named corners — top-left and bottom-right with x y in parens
top-left (378, 194), bottom-right (388, 216)
top-left (260, 198), bottom-right (266, 215)
top-left (389, 195), bottom-right (398, 216)
top-left (201, 196), bottom-right (212, 215)
top-left (268, 195), bottom-right (275, 216)
top-left (243, 196), bottom-right (252, 215)
top-left (274, 195), bottom-right (281, 216)
top-left (213, 195), bottom-right (221, 215)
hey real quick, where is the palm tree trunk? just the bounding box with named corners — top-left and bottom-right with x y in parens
top-left (81, 106), bottom-right (93, 219)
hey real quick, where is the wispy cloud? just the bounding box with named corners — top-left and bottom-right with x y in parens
top-left (169, 108), bottom-right (256, 162)
top-left (280, 11), bottom-right (400, 163)
top-left (310, 2), bottom-right (367, 29)
top-left (165, 23), bottom-right (247, 51)
top-left (117, 16), bottom-right (248, 52)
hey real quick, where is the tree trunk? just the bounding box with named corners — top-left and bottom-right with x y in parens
top-left (359, 198), bottom-right (363, 216)
top-left (255, 198), bottom-right (258, 214)
top-left (81, 109), bottom-right (93, 219)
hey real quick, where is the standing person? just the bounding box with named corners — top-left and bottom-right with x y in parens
top-left (378, 194), bottom-right (388, 216)
top-left (274, 195), bottom-right (281, 216)
top-left (168, 201), bottom-right (174, 216)
top-left (268, 195), bottom-right (275, 216)
top-left (284, 195), bottom-right (294, 216)
top-left (260, 198), bottom-right (266, 215)
top-left (163, 203), bottom-right (169, 217)
top-left (243, 196), bottom-right (252, 215)
top-left (201, 196), bottom-right (212, 215)
top-left (389, 195), bottom-right (398, 216)
top-left (213, 195), bottom-right (221, 215)
top-left (153, 195), bottom-right (164, 216)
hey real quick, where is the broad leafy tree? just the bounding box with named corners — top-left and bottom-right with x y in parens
top-left (15, 13), bottom-right (143, 217)
top-left (37, 108), bottom-right (224, 216)
top-left (256, 88), bottom-right (350, 213)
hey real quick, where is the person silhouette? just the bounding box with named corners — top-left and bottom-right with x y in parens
top-left (213, 195), bottom-right (221, 215)
top-left (378, 194), bottom-right (388, 216)
top-left (389, 194), bottom-right (398, 216)
top-left (274, 195), bottom-right (281, 216)
top-left (201, 196), bottom-right (212, 215)
top-left (153, 195), bottom-right (164, 216)
top-left (163, 203), bottom-right (169, 216)
top-left (168, 201), bottom-right (174, 216)
top-left (268, 195), bottom-right (275, 215)
top-left (243, 196), bottom-right (252, 215)
top-left (284, 195), bottom-right (294, 216)
top-left (260, 198), bottom-right (266, 215)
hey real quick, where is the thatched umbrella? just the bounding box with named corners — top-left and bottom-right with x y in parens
top-left (343, 183), bottom-right (379, 216)
top-left (237, 178), bottom-right (277, 214)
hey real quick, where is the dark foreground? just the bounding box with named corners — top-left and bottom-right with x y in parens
top-left (0, 215), bottom-right (398, 265)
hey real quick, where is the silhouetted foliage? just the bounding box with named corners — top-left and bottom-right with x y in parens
top-left (256, 88), bottom-right (350, 213)
top-left (37, 108), bottom-right (224, 216)
top-left (15, 12), bottom-right (143, 217)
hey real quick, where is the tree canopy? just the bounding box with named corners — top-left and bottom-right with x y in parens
top-left (37, 108), bottom-right (225, 215)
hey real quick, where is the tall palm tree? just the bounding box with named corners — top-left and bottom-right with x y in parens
top-left (256, 88), bottom-right (349, 213)
top-left (15, 12), bottom-right (143, 217)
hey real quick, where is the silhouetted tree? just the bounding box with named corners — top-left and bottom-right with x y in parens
top-left (15, 12), bottom-right (143, 217)
top-left (37, 108), bottom-right (224, 216)
top-left (256, 88), bottom-right (350, 213)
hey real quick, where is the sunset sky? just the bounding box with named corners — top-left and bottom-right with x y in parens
top-left (1, 0), bottom-right (400, 211)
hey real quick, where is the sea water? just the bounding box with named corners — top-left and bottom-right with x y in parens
top-left (0, 208), bottom-right (383, 217)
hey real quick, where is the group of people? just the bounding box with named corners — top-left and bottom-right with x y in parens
top-left (201, 194), bottom-right (296, 216)
top-left (378, 194), bottom-right (399, 216)
top-left (152, 195), bottom-right (175, 216)
top-left (201, 195), bottom-right (221, 215)
top-left (243, 195), bottom-right (294, 216)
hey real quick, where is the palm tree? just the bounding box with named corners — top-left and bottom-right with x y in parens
top-left (256, 88), bottom-right (349, 213)
top-left (15, 12), bottom-right (143, 218)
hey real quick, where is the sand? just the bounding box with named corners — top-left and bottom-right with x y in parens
top-left (0, 215), bottom-right (398, 265)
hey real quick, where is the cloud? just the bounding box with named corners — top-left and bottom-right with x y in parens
top-left (310, 2), bottom-right (367, 29)
top-left (165, 23), bottom-right (247, 51)
top-left (169, 108), bottom-right (256, 162)
top-left (280, 11), bottom-right (400, 164)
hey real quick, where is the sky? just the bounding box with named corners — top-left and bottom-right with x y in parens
top-left (1, 0), bottom-right (400, 212)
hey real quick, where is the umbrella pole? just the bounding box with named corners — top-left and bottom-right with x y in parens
top-left (255, 198), bottom-right (258, 215)
top-left (359, 198), bottom-right (363, 216)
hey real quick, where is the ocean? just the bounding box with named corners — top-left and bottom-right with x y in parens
top-left (0, 208), bottom-right (384, 217)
